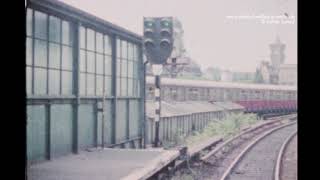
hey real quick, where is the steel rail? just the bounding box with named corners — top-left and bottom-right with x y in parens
top-left (274, 130), bottom-right (297, 180)
top-left (219, 121), bottom-right (297, 180)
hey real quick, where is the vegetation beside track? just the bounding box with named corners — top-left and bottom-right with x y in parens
top-left (163, 113), bottom-right (260, 148)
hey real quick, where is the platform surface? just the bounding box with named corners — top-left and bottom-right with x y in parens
top-left (28, 148), bottom-right (179, 180)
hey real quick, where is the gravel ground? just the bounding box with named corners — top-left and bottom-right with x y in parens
top-left (281, 135), bottom-right (297, 180)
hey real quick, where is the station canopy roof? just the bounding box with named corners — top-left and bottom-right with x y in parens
top-left (146, 76), bottom-right (297, 91)
top-left (211, 101), bottom-right (245, 110)
top-left (146, 101), bottom-right (244, 118)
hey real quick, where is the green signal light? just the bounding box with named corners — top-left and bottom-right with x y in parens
top-left (146, 22), bottom-right (153, 27)
top-left (163, 21), bottom-right (170, 27)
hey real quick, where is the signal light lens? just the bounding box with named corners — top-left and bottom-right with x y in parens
top-left (160, 18), bottom-right (171, 27)
top-left (144, 39), bottom-right (155, 47)
top-left (160, 28), bottom-right (171, 36)
top-left (144, 28), bottom-right (153, 36)
top-left (144, 18), bottom-right (155, 27)
top-left (160, 39), bottom-right (171, 48)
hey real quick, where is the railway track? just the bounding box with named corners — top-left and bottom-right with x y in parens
top-left (219, 121), bottom-right (297, 180)
top-left (274, 131), bottom-right (297, 180)
top-left (162, 114), bottom-right (297, 180)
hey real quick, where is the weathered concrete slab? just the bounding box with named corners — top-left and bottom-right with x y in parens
top-left (28, 148), bottom-right (179, 180)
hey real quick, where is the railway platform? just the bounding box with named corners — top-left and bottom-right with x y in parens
top-left (27, 148), bottom-right (180, 180)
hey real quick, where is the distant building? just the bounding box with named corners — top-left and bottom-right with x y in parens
top-left (279, 64), bottom-right (297, 85)
top-left (176, 59), bottom-right (202, 77)
top-left (171, 18), bottom-right (186, 59)
top-left (221, 70), bottom-right (233, 82)
top-left (232, 71), bottom-right (255, 83)
top-left (203, 67), bottom-right (221, 81)
top-left (258, 61), bottom-right (272, 84)
top-left (269, 36), bottom-right (286, 84)
top-left (256, 36), bottom-right (296, 86)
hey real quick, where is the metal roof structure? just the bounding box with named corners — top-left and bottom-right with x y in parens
top-left (211, 101), bottom-right (245, 110)
top-left (146, 76), bottom-right (297, 91)
top-left (146, 101), bottom-right (243, 118)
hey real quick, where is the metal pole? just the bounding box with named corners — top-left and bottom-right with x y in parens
top-left (154, 75), bottom-right (161, 147)
top-left (102, 89), bottom-right (106, 148)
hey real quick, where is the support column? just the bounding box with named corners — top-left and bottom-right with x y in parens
top-left (154, 75), bottom-right (161, 147)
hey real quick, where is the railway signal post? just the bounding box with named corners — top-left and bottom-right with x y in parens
top-left (143, 17), bottom-right (173, 147)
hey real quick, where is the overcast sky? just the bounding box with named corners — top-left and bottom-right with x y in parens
top-left (61, 0), bottom-right (297, 72)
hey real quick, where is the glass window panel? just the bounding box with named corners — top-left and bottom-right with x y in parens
top-left (121, 60), bottom-right (127, 77)
top-left (96, 32), bottom-right (103, 53)
top-left (121, 78), bottom-right (127, 96)
top-left (62, 71), bottom-right (73, 95)
top-left (80, 73), bottom-right (86, 95)
top-left (34, 11), bottom-right (47, 40)
top-left (128, 61), bottom-right (133, 78)
top-left (34, 68), bottom-right (47, 95)
top-left (49, 16), bottom-right (61, 43)
top-left (136, 79), bottom-right (140, 97)
top-left (62, 20), bottom-right (72, 45)
top-left (62, 46), bottom-right (73, 70)
top-left (96, 75), bottom-right (103, 95)
top-left (96, 54), bottom-right (103, 74)
top-left (26, 67), bottom-right (32, 95)
top-left (80, 50), bottom-right (86, 72)
top-left (104, 55), bottom-right (112, 76)
top-left (121, 40), bottom-right (127, 59)
top-left (26, 38), bottom-right (33, 66)
top-left (104, 76), bottom-right (111, 96)
top-left (134, 45), bottom-right (140, 61)
top-left (34, 39), bottom-right (47, 67)
top-left (133, 63), bottom-right (138, 78)
top-left (87, 51), bottom-right (95, 73)
top-left (128, 78), bottom-right (133, 97)
top-left (87, 74), bottom-right (95, 95)
top-left (116, 77), bottom-right (121, 96)
top-left (80, 26), bottom-right (86, 49)
top-left (49, 43), bottom-right (60, 69)
top-left (26, 8), bottom-right (32, 37)
top-left (132, 79), bottom-right (136, 96)
top-left (48, 69), bottom-right (60, 95)
top-left (116, 59), bottom-right (121, 77)
top-left (104, 35), bottom-right (112, 55)
top-left (116, 39), bottom-right (121, 58)
top-left (87, 28), bottom-right (95, 51)
top-left (128, 43), bottom-right (134, 60)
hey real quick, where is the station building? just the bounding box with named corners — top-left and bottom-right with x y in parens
top-left (26, 0), bottom-right (145, 164)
